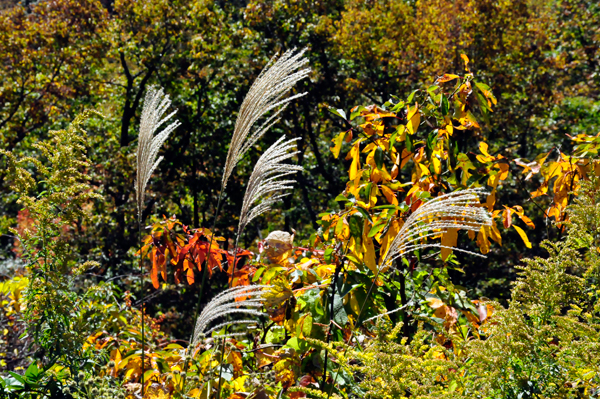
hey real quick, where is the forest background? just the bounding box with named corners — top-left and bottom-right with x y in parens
top-left (0, 0), bottom-right (599, 398)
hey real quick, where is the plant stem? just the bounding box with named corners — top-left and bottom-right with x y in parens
top-left (321, 258), bottom-right (343, 389)
top-left (138, 218), bottom-right (145, 397)
top-left (215, 334), bottom-right (227, 399)
top-left (188, 191), bottom-right (224, 356)
top-left (228, 235), bottom-right (241, 288)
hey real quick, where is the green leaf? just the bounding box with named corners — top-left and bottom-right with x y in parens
top-left (407, 89), bottom-right (419, 104)
top-left (328, 107), bottom-right (347, 120)
top-left (355, 206), bottom-right (373, 223)
top-left (324, 248), bottom-right (334, 263)
top-left (427, 85), bottom-right (441, 103)
top-left (374, 146), bottom-right (384, 170)
top-left (368, 221), bottom-right (387, 238)
top-left (372, 205), bottom-right (399, 210)
top-left (405, 133), bottom-right (413, 153)
top-left (24, 363), bottom-right (40, 381)
top-left (252, 267), bottom-right (265, 282)
top-left (391, 100), bottom-right (406, 113)
top-left (350, 106), bottom-right (366, 121)
top-left (441, 93), bottom-right (449, 115)
top-left (390, 128), bottom-right (399, 149)
top-left (332, 293), bottom-right (349, 325)
top-left (348, 213), bottom-right (364, 240)
top-left (7, 372), bottom-right (24, 385)
top-left (426, 131), bottom-right (437, 151)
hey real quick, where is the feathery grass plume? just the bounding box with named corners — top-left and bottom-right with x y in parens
top-left (135, 86), bottom-right (181, 221)
top-left (237, 136), bottom-right (303, 239)
top-left (191, 285), bottom-right (271, 348)
top-left (381, 188), bottom-right (492, 269)
top-left (326, 189), bottom-right (493, 398)
top-left (221, 48), bottom-right (310, 191)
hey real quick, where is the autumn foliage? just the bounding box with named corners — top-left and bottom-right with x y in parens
top-left (1, 0), bottom-right (600, 399)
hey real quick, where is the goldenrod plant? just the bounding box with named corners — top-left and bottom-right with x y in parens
top-left (0, 111), bottom-right (115, 395)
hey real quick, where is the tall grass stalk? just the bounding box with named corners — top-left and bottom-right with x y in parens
top-left (230, 135), bottom-right (303, 285)
top-left (188, 48), bottom-right (308, 354)
top-left (134, 86), bottom-right (179, 395)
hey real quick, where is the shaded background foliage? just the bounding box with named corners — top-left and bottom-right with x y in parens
top-left (0, 0), bottom-right (599, 338)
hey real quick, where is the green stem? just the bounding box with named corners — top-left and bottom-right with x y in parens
top-left (321, 258), bottom-right (343, 389)
top-left (215, 335), bottom-right (227, 399)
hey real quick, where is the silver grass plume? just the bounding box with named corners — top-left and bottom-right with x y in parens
top-left (191, 285), bottom-right (271, 348)
top-left (237, 136), bottom-right (303, 239)
top-left (380, 188), bottom-right (492, 269)
top-left (135, 86), bottom-right (181, 221)
top-left (221, 48), bottom-right (310, 191)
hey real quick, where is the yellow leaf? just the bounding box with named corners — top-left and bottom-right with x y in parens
top-left (380, 185), bottom-right (398, 205)
top-left (346, 141), bottom-right (361, 180)
top-left (441, 228), bottom-right (458, 261)
top-left (417, 162), bottom-right (430, 178)
top-left (330, 131), bottom-right (347, 159)
top-left (368, 184), bottom-right (379, 208)
top-left (227, 351), bottom-right (243, 373)
top-left (315, 264), bottom-right (336, 279)
top-left (468, 229), bottom-right (476, 240)
top-left (110, 348), bottom-right (122, 373)
top-left (362, 233), bottom-right (378, 274)
top-left (460, 54), bottom-right (470, 71)
top-left (400, 148), bottom-right (412, 169)
top-left (479, 141), bottom-right (491, 158)
top-left (380, 220), bottom-right (401, 262)
top-left (437, 73), bottom-right (460, 83)
top-left (476, 227), bottom-right (490, 254)
top-left (263, 275), bottom-right (293, 308)
top-left (513, 225), bottom-right (532, 248)
top-left (335, 216), bottom-right (349, 240)
top-left (485, 190), bottom-right (496, 211)
top-left (427, 297), bottom-right (445, 309)
top-left (407, 103), bottom-right (420, 135)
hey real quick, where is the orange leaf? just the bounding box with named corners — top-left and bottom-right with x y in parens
top-left (151, 247), bottom-right (160, 288)
top-left (518, 214), bottom-right (535, 229)
top-left (502, 208), bottom-right (512, 229)
top-left (183, 259), bottom-right (195, 285)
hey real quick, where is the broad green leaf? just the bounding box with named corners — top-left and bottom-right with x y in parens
top-left (328, 107), bottom-right (347, 120)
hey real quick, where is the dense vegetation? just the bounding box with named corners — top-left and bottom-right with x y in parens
top-left (0, 0), bottom-right (599, 398)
